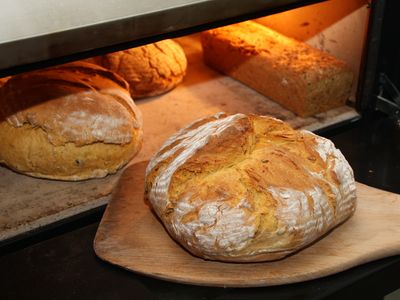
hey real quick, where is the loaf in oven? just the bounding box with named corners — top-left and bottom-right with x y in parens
top-left (201, 21), bottom-right (354, 117)
top-left (145, 113), bottom-right (357, 262)
top-left (0, 62), bottom-right (143, 181)
top-left (88, 39), bottom-right (187, 99)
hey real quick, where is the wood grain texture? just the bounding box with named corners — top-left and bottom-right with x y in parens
top-left (94, 161), bottom-right (400, 287)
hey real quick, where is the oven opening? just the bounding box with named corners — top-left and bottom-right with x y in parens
top-left (0, 0), bottom-right (373, 245)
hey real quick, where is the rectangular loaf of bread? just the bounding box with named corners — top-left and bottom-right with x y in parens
top-left (201, 21), bottom-right (353, 117)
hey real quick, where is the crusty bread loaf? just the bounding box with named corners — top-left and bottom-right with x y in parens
top-left (145, 113), bottom-right (357, 262)
top-left (90, 39), bottom-right (187, 98)
top-left (0, 62), bottom-right (143, 181)
top-left (201, 21), bottom-right (353, 117)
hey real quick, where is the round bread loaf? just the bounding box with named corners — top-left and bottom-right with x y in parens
top-left (91, 39), bottom-right (187, 98)
top-left (145, 113), bottom-right (357, 262)
top-left (0, 62), bottom-right (143, 181)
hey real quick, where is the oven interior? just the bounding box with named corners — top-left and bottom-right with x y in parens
top-left (0, 0), bottom-right (390, 246)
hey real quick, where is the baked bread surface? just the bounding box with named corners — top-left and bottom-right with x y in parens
top-left (145, 113), bottom-right (357, 262)
top-left (201, 21), bottom-right (354, 117)
top-left (92, 39), bottom-right (187, 98)
top-left (0, 62), bottom-right (143, 180)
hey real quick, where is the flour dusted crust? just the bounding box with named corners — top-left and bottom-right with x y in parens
top-left (201, 21), bottom-right (354, 117)
top-left (93, 39), bottom-right (187, 98)
top-left (0, 62), bottom-right (143, 180)
top-left (145, 113), bottom-right (357, 262)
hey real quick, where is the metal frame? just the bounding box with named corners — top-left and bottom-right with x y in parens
top-left (0, 0), bottom-right (324, 77)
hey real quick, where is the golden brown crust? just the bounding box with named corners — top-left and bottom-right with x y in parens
top-left (146, 113), bottom-right (357, 262)
top-left (94, 39), bottom-right (187, 98)
top-left (0, 62), bottom-right (143, 180)
top-left (201, 21), bottom-right (354, 117)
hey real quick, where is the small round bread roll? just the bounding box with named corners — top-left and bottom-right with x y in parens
top-left (0, 62), bottom-right (143, 181)
top-left (145, 113), bottom-right (357, 262)
top-left (92, 39), bottom-right (187, 98)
